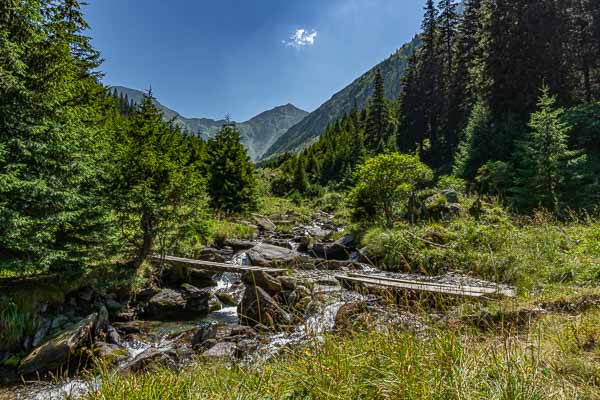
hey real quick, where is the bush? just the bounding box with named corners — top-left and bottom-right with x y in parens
top-left (348, 154), bottom-right (433, 226)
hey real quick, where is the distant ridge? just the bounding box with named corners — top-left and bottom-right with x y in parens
top-left (111, 86), bottom-right (308, 161)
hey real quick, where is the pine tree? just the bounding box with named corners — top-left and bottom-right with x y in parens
top-left (292, 157), bottom-right (309, 194)
top-left (206, 122), bottom-right (257, 213)
top-left (112, 93), bottom-right (207, 266)
top-left (0, 0), bottom-right (115, 273)
top-left (511, 87), bottom-right (571, 212)
top-left (364, 69), bottom-right (389, 152)
top-left (453, 100), bottom-right (497, 181)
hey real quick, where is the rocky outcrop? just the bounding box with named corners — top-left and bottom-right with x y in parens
top-left (19, 312), bottom-right (101, 376)
top-left (122, 348), bottom-right (177, 373)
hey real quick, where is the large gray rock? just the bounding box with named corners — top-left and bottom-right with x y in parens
top-left (19, 312), bottom-right (98, 376)
top-left (242, 271), bottom-right (282, 295)
top-left (238, 287), bottom-right (291, 329)
top-left (311, 234), bottom-right (355, 260)
top-left (202, 342), bottom-right (237, 359)
top-left (145, 287), bottom-right (209, 319)
top-left (161, 263), bottom-right (217, 288)
top-left (247, 243), bottom-right (299, 268)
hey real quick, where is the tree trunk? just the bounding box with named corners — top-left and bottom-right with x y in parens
top-left (134, 212), bottom-right (157, 269)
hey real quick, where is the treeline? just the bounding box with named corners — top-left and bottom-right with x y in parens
top-left (0, 1), bottom-right (257, 276)
top-left (274, 0), bottom-right (600, 213)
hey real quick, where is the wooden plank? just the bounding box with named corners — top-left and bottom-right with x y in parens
top-left (151, 254), bottom-right (287, 275)
top-left (346, 273), bottom-right (516, 298)
top-left (336, 275), bottom-right (499, 298)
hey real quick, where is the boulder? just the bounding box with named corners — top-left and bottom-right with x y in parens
top-left (162, 263), bottom-right (217, 288)
top-left (223, 239), bottom-right (257, 251)
top-left (264, 239), bottom-right (294, 250)
top-left (238, 287), bottom-right (291, 329)
top-left (19, 312), bottom-right (98, 376)
top-left (191, 324), bottom-right (218, 347)
top-left (242, 271), bottom-right (282, 295)
top-left (278, 276), bottom-right (299, 291)
top-left (215, 292), bottom-right (237, 306)
top-left (208, 294), bottom-right (222, 313)
top-left (145, 287), bottom-right (209, 319)
top-left (32, 319), bottom-right (52, 348)
top-left (202, 342), bottom-right (237, 359)
top-left (180, 284), bottom-right (211, 315)
top-left (146, 289), bottom-right (186, 318)
top-left (311, 236), bottom-right (354, 261)
top-left (315, 260), bottom-right (362, 271)
top-left (252, 214), bottom-right (276, 231)
top-left (122, 348), bottom-right (176, 373)
top-left (247, 243), bottom-right (299, 268)
top-left (229, 325), bottom-right (257, 338)
top-left (105, 325), bottom-right (121, 345)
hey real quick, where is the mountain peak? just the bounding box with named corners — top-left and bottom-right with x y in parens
top-left (110, 86), bottom-right (308, 161)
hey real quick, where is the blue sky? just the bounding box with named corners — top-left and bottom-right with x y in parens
top-left (85, 0), bottom-right (423, 121)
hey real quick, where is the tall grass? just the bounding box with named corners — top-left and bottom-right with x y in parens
top-left (361, 210), bottom-right (600, 290)
top-left (91, 309), bottom-right (600, 400)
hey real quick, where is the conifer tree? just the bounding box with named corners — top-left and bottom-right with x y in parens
top-left (0, 0), bottom-right (115, 273)
top-left (292, 157), bottom-right (309, 194)
top-left (206, 121), bottom-right (257, 213)
top-left (112, 93), bottom-right (207, 267)
top-left (511, 87), bottom-right (571, 213)
top-left (365, 69), bottom-right (389, 152)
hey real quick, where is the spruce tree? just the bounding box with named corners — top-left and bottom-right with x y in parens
top-left (511, 87), bottom-right (571, 213)
top-left (365, 69), bottom-right (389, 152)
top-left (206, 122), bottom-right (257, 214)
top-left (0, 0), bottom-right (115, 274)
top-left (292, 157), bottom-right (309, 194)
top-left (112, 93), bottom-right (207, 266)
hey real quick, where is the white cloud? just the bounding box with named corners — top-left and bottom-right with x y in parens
top-left (283, 28), bottom-right (318, 48)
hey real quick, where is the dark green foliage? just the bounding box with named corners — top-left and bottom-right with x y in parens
top-left (206, 123), bottom-right (258, 214)
top-left (510, 88), bottom-right (572, 213)
top-left (453, 100), bottom-right (498, 180)
top-left (0, 0), bottom-right (115, 274)
top-left (364, 69), bottom-right (392, 151)
top-left (111, 94), bottom-right (209, 266)
top-left (348, 154), bottom-right (433, 226)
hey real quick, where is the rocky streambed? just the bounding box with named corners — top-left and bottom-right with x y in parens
top-left (0, 211), bottom-right (510, 400)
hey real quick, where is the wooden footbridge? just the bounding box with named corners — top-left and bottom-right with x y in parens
top-left (335, 273), bottom-right (516, 299)
top-left (150, 254), bottom-right (286, 275)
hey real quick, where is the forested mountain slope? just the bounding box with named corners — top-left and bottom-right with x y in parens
top-left (262, 38), bottom-right (419, 158)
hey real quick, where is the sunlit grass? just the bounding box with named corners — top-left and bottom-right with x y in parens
top-left (91, 308), bottom-right (600, 400)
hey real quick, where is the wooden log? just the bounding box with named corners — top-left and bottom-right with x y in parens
top-left (346, 273), bottom-right (516, 297)
top-left (336, 274), bottom-right (515, 299)
top-left (151, 254), bottom-right (287, 275)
